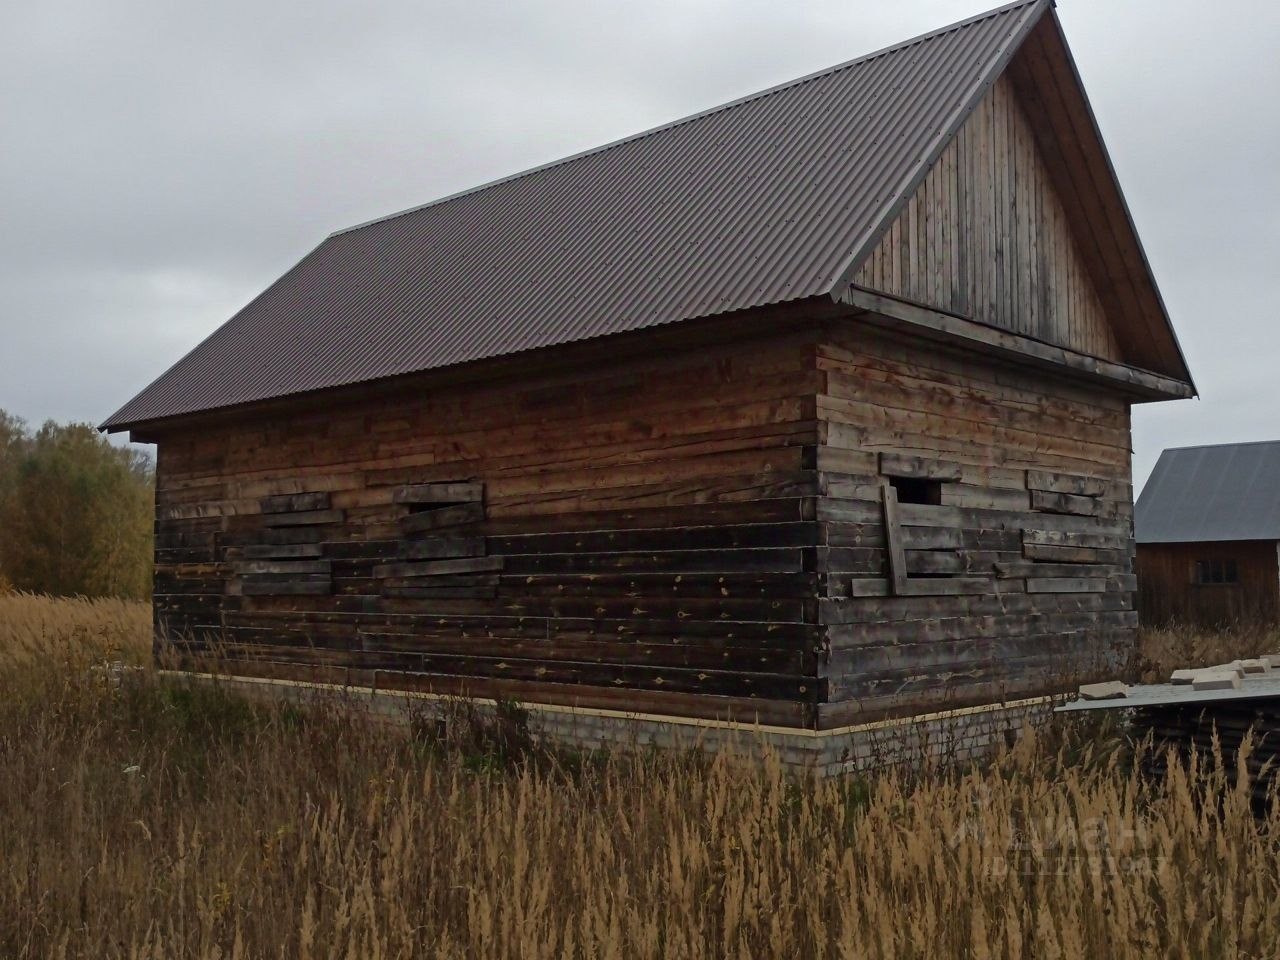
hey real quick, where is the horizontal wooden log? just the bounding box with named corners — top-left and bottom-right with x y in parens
top-left (894, 577), bottom-right (994, 596)
top-left (378, 574), bottom-right (499, 589)
top-left (191, 646), bottom-right (819, 700)
top-left (995, 561), bottom-right (1122, 578)
top-left (260, 492), bottom-right (331, 514)
top-left (940, 483), bottom-right (1029, 512)
top-left (214, 610), bottom-right (821, 653)
top-left (502, 572), bottom-right (820, 600)
top-left (399, 537), bottom-right (486, 560)
top-left (238, 543), bottom-right (326, 560)
top-left (847, 578), bottom-right (891, 597)
top-left (819, 589), bottom-right (1133, 625)
top-left (1025, 470), bottom-right (1107, 497)
top-left (1023, 528), bottom-right (1128, 550)
top-left (897, 502), bottom-right (1121, 533)
top-left (241, 581), bottom-right (332, 596)
top-left (878, 453), bottom-right (962, 481)
top-left (905, 550), bottom-right (1003, 575)
top-left (1030, 490), bottom-right (1102, 517)
top-left (499, 548), bottom-right (806, 576)
top-left (902, 527), bottom-right (1023, 552)
top-left (394, 482), bottom-right (484, 505)
top-left (830, 609), bottom-right (1139, 650)
top-left (232, 560), bottom-right (331, 575)
top-left (261, 509), bottom-right (345, 527)
top-left (400, 502), bottom-right (485, 533)
top-left (488, 521), bottom-right (818, 556)
top-left (827, 630), bottom-right (1125, 679)
top-left (171, 656), bottom-right (816, 727)
top-left (253, 527), bottom-right (327, 545)
top-left (373, 556), bottom-right (505, 579)
top-left (1026, 577), bottom-right (1108, 594)
top-left (358, 631), bottom-right (814, 673)
top-left (383, 586), bottom-right (499, 599)
top-left (1023, 543), bottom-right (1127, 564)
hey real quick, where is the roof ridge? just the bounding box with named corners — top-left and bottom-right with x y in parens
top-left (1162, 440), bottom-right (1280, 454)
top-left (331, 0), bottom-right (1044, 238)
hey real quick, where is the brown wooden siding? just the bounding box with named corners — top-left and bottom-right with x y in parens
top-left (854, 73), bottom-right (1121, 363)
top-left (151, 315), bottom-right (1145, 731)
top-left (152, 326), bottom-right (825, 728)
top-left (1137, 541), bottom-right (1280, 627)
top-left (816, 323), bottom-right (1137, 726)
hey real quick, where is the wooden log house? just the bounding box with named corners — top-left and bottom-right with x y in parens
top-left (104, 0), bottom-right (1196, 749)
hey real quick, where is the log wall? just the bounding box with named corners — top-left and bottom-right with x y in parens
top-left (150, 315), bottom-right (1145, 732)
top-left (153, 326), bottom-right (826, 728)
top-left (815, 323), bottom-right (1137, 726)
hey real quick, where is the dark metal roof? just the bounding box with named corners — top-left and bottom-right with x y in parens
top-left (103, 0), bottom-right (1048, 431)
top-left (1136, 442), bottom-right (1280, 544)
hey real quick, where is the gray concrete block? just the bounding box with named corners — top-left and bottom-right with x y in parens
top-left (1079, 681), bottom-right (1128, 700)
top-left (1192, 671), bottom-right (1242, 691)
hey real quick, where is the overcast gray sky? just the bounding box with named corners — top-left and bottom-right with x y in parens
top-left (2, 0), bottom-right (1277, 490)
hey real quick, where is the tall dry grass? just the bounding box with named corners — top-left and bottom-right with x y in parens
top-left (0, 590), bottom-right (151, 668)
top-left (3, 593), bottom-right (1280, 958)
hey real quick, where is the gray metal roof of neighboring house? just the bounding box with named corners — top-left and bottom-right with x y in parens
top-left (1136, 441), bottom-right (1280, 544)
top-left (103, 0), bottom-right (1051, 432)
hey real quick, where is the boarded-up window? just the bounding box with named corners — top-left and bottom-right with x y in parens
top-left (374, 481), bottom-right (502, 598)
top-left (876, 455), bottom-right (989, 596)
top-left (230, 492), bottom-right (341, 596)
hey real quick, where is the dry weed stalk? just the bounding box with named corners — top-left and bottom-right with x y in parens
top-left (2, 595), bottom-right (1279, 957)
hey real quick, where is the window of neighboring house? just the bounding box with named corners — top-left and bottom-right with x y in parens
top-left (888, 475), bottom-right (943, 506)
top-left (1194, 559), bottom-right (1239, 585)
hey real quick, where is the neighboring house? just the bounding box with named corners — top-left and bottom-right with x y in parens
top-left (103, 0), bottom-right (1195, 755)
top-left (1136, 443), bottom-right (1280, 627)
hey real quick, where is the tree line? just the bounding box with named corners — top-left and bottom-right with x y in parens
top-left (0, 410), bottom-right (153, 600)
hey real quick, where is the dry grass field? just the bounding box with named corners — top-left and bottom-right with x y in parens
top-left (3, 591), bottom-right (1280, 958)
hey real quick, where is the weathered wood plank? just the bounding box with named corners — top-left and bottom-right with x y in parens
top-left (399, 537), bottom-right (486, 560)
top-left (1025, 577), bottom-right (1108, 594)
top-left (373, 556), bottom-right (505, 579)
top-left (1025, 470), bottom-right (1106, 497)
top-left (995, 560), bottom-right (1121, 578)
top-left (1030, 490), bottom-right (1102, 517)
top-left (393, 482), bottom-right (484, 505)
top-left (232, 560), bottom-right (331, 576)
top-left (399, 502), bottom-right (485, 533)
top-left (260, 492), bottom-right (331, 514)
top-left (880, 482), bottom-right (908, 594)
top-left (893, 577), bottom-right (994, 596)
top-left (261, 509), bottom-right (345, 527)
top-left (879, 453), bottom-right (962, 481)
top-left (239, 543), bottom-right (326, 560)
top-left (241, 581), bottom-right (333, 596)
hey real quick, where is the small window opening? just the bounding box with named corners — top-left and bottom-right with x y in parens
top-left (1195, 559), bottom-right (1239, 585)
top-left (889, 475), bottom-right (942, 506)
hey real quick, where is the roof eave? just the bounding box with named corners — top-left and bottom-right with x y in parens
top-left (1038, 7), bottom-right (1197, 393)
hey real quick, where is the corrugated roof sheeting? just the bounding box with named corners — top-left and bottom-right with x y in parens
top-left (1136, 442), bottom-right (1280, 543)
top-left (103, 0), bottom-right (1045, 430)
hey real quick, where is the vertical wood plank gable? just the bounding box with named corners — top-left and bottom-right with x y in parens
top-left (853, 74), bottom-right (1121, 364)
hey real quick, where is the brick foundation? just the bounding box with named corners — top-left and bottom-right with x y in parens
top-left (164, 670), bottom-right (1056, 775)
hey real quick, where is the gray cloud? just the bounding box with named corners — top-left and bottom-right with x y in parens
top-left (3, 0), bottom-right (1277, 490)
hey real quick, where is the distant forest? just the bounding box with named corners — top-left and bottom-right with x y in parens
top-left (0, 410), bottom-right (152, 600)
